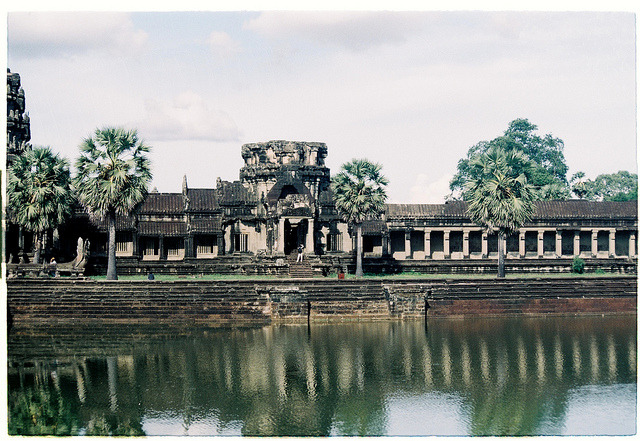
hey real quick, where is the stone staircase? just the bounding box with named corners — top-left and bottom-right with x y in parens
top-left (287, 252), bottom-right (315, 278)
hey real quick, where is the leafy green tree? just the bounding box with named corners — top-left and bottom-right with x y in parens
top-left (464, 147), bottom-right (536, 278)
top-left (611, 187), bottom-right (637, 201)
top-left (591, 171), bottom-right (637, 201)
top-left (7, 146), bottom-right (72, 264)
top-left (570, 170), bottom-right (637, 201)
top-left (74, 127), bottom-right (152, 280)
top-left (331, 159), bottom-right (388, 277)
top-left (450, 119), bottom-right (569, 200)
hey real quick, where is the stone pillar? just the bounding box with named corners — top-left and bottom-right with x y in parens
top-left (481, 232), bottom-right (488, 258)
top-left (573, 231), bottom-right (580, 257)
top-left (591, 229), bottom-right (598, 258)
top-left (537, 230), bottom-right (544, 258)
top-left (18, 227), bottom-right (24, 251)
top-left (306, 219), bottom-right (314, 254)
top-left (278, 218), bottom-right (285, 254)
top-left (444, 230), bottom-right (450, 259)
top-left (382, 234), bottom-right (389, 256)
top-left (185, 235), bottom-right (194, 258)
top-left (609, 229), bottom-right (616, 258)
top-left (519, 231), bottom-right (526, 258)
top-left (630, 232), bottom-right (636, 258)
top-left (405, 230), bottom-right (412, 259)
top-left (217, 235), bottom-right (224, 256)
top-left (424, 229), bottom-right (431, 259)
top-left (555, 230), bottom-right (562, 258)
top-left (159, 236), bottom-right (165, 260)
top-left (133, 232), bottom-right (139, 258)
top-left (462, 230), bottom-right (470, 258)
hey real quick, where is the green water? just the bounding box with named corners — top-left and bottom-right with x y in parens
top-left (7, 315), bottom-right (637, 436)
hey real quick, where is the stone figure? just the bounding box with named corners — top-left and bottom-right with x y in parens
top-left (76, 237), bottom-right (84, 257)
top-left (66, 237), bottom-right (90, 269)
top-left (266, 147), bottom-right (276, 163)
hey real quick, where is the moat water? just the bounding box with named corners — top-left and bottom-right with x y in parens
top-left (7, 315), bottom-right (637, 436)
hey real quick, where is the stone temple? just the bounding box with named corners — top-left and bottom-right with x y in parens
top-left (5, 69), bottom-right (638, 275)
top-left (53, 139), bottom-right (637, 275)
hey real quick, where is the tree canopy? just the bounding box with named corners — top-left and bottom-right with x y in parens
top-left (571, 170), bottom-right (638, 201)
top-left (74, 127), bottom-right (152, 279)
top-left (450, 119), bottom-right (569, 200)
top-left (7, 146), bottom-right (72, 263)
top-left (331, 159), bottom-right (388, 277)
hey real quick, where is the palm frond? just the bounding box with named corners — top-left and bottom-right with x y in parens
top-left (74, 127), bottom-right (153, 218)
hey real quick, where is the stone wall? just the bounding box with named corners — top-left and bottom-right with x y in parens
top-left (82, 254), bottom-right (637, 277)
top-left (352, 256), bottom-right (637, 275)
top-left (7, 277), bottom-right (636, 327)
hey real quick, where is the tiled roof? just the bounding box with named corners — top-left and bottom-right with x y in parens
top-left (138, 221), bottom-right (186, 236)
top-left (138, 193), bottom-right (184, 214)
top-left (219, 181), bottom-right (252, 205)
top-left (386, 200), bottom-right (637, 221)
top-left (385, 203), bottom-right (466, 218)
top-left (91, 214), bottom-right (136, 231)
top-left (187, 189), bottom-right (218, 211)
top-left (190, 217), bottom-right (222, 233)
top-left (532, 200), bottom-right (637, 219)
top-left (362, 219), bottom-right (388, 234)
top-left (71, 207), bottom-right (136, 231)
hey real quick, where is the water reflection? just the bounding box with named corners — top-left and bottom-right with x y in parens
top-left (8, 316), bottom-right (636, 436)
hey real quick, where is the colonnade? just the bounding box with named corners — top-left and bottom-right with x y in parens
top-left (118, 223), bottom-right (636, 261)
top-left (386, 227), bottom-right (637, 260)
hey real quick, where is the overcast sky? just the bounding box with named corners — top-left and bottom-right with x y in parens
top-left (6, 8), bottom-right (637, 203)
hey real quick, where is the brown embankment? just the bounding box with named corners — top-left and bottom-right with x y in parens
top-left (6, 276), bottom-right (636, 326)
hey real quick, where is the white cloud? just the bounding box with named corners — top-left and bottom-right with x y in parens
top-left (8, 12), bottom-right (148, 58)
top-left (139, 91), bottom-right (240, 142)
top-left (206, 30), bottom-right (241, 57)
top-left (409, 173), bottom-right (453, 204)
top-left (244, 11), bottom-right (427, 51)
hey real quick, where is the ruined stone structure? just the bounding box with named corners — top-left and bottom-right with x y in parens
top-left (6, 69), bottom-right (31, 165)
top-left (50, 140), bottom-right (636, 275)
top-left (5, 69), bottom-right (637, 274)
top-left (56, 140), bottom-right (351, 266)
top-left (6, 69), bottom-right (33, 263)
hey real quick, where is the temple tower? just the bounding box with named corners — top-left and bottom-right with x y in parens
top-left (6, 69), bottom-right (33, 263)
top-left (6, 69), bottom-right (31, 165)
top-left (239, 141), bottom-right (331, 255)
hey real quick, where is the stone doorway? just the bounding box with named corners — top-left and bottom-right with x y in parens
top-left (284, 219), bottom-right (308, 255)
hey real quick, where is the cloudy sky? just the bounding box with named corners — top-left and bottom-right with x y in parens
top-left (6, 8), bottom-right (637, 203)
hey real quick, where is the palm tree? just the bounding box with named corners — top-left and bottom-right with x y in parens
top-left (7, 147), bottom-right (72, 264)
top-left (570, 171), bottom-right (591, 199)
top-left (74, 127), bottom-right (152, 280)
top-left (464, 147), bottom-right (536, 278)
top-left (331, 159), bottom-right (388, 277)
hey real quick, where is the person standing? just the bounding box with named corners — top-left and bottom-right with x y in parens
top-left (296, 244), bottom-right (304, 263)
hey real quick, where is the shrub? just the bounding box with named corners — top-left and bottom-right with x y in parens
top-left (572, 257), bottom-right (585, 274)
